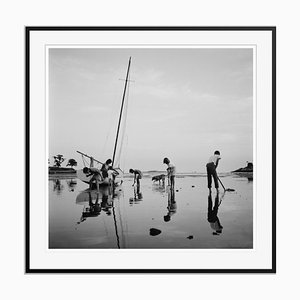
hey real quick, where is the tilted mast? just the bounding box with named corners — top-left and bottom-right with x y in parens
top-left (112, 57), bottom-right (131, 167)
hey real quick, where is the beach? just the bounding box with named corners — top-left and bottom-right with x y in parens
top-left (49, 172), bottom-right (253, 249)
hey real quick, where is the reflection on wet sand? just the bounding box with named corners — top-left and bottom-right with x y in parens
top-left (76, 186), bottom-right (123, 220)
top-left (75, 185), bottom-right (124, 248)
top-left (53, 179), bottom-right (64, 195)
top-left (49, 175), bottom-right (253, 249)
top-left (129, 185), bottom-right (143, 205)
top-left (152, 183), bottom-right (166, 194)
top-left (79, 191), bottom-right (101, 223)
top-left (233, 172), bottom-right (253, 182)
top-left (66, 178), bottom-right (77, 192)
top-left (164, 188), bottom-right (177, 222)
top-left (207, 191), bottom-right (224, 235)
top-left (50, 175), bottom-right (78, 195)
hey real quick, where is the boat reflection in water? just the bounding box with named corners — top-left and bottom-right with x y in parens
top-left (207, 191), bottom-right (224, 235)
top-left (77, 191), bottom-right (102, 223)
top-left (76, 186), bottom-right (122, 221)
top-left (75, 185), bottom-right (125, 248)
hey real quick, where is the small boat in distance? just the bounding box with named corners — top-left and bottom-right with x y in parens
top-left (77, 57), bottom-right (132, 188)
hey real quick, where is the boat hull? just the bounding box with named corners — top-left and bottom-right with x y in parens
top-left (77, 168), bottom-right (123, 188)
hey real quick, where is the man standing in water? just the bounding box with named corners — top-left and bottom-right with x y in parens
top-left (163, 157), bottom-right (176, 189)
top-left (206, 150), bottom-right (221, 192)
top-left (129, 168), bottom-right (143, 189)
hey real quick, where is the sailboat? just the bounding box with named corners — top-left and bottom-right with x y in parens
top-left (76, 57), bottom-right (132, 188)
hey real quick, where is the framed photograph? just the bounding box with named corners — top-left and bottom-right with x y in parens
top-left (26, 26), bottom-right (276, 273)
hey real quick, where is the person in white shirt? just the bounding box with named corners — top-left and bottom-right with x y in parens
top-left (163, 157), bottom-right (176, 189)
top-left (206, 150), bottom-right (221, 191)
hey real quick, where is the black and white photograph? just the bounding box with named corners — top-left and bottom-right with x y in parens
top-left (48, 47), bottom-right (254, 250)
top-left (5, 0), bottom-right (300, 297)
top-left (26, 27), bottom-right (275, 272)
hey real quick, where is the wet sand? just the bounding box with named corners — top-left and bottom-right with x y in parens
top-left (49, 174), bottom-right (253, 249)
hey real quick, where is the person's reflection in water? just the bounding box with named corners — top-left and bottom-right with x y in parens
top-left (80, 192), bottom-right (101, 223)
top-left (53, 179), bottom-right (64, 195)
top-left (129, 185), bottom-right (143, 205)
top-left (66, 178), bottom-right (77, 192)
top-left (164, 188), bottom-right (177, 222)
top-left (207, 190), bottom-right (223, 235)
top-left (136, 184), bottom-right (143, 200)
top-left (101, 187), bottom-right (113, 215)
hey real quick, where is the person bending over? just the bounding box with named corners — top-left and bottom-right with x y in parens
top-left (129, 168), bottom-right (143, 188)
top-left (206, 150), bottom-right (221, 192)
top-left (83, 166), bottom-right (102, 192)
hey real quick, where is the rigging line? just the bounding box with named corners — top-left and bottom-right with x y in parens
top-left (81, 154), bottom-right (88, 167)
top-left (119, 135), bottom-right (128, 172)
top-left (115, 67), bottom-right (131, 167)
top-left (77, 151), bottom-right (104, 165)
top-left (124, 135), bottom-right (129, 172)
top-left (101, 132), bottom-right (110, 158)
top-left (115, 78), bottom-right (130, 167)
top-left (94, 160), bottom-right (101, 167)
top-left (119, 112), bottom-right (129, 168)
top-left (122, 86), bottom-right (131, 169)
top-left (100, 91), bottom-right (119, 158)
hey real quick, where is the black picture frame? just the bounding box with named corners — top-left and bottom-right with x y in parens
top-left (25, 26), bottom-right (276, 273)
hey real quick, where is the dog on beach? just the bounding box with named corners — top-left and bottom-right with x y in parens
top-left (152, 174), bottom-right (166, 185)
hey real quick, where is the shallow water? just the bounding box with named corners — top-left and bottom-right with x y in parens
top-left (49, 174), bottom-right (253, 249)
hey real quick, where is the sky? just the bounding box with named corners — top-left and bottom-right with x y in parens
top-left (49, 48), bottom-right (253, 172)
